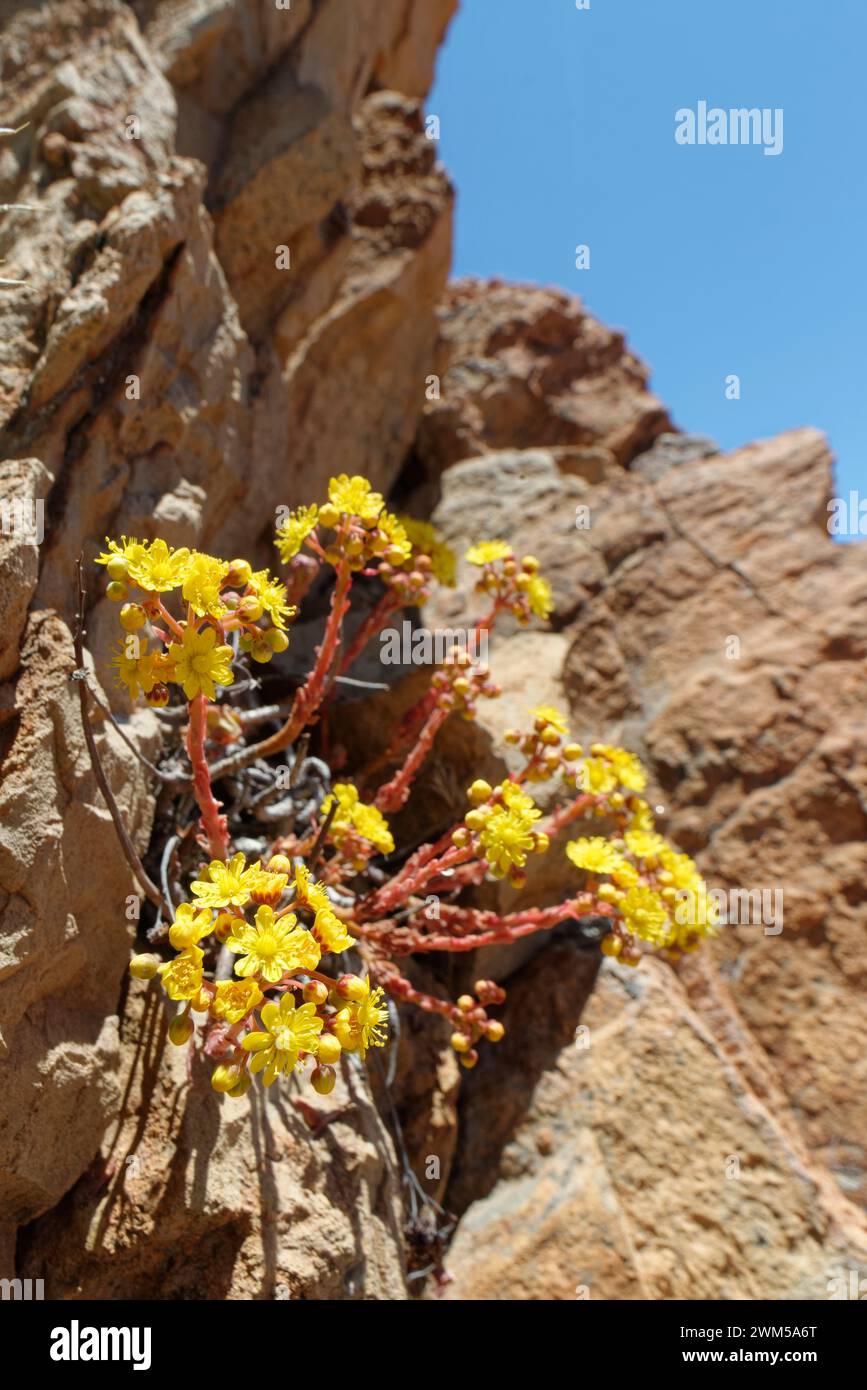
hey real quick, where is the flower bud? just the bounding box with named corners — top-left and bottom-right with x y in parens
top-left (563, 743), bottom-right (583, 761)
top-left (106, 580), bottom-right (127, 602)
top-left (600, 934), bottom-right (622, 958)
top-left (452, 826), bottom-right (471, 847)
top-left (336, 974), bottom-right (367, 1002)
top-left (317, 1034), bottom-right (342, 1065)
top-left (129, 953), bottom-right (158, 981)
top-left (457, 995), bottom-right (474, 1013)
top-left (268, 854), bottom-right (292, 875)
top-left (120, 603), bottom-right (146, 633)
top-left (146, 684), bottom-right (169, 708)
top-left (264, 628), bottom-right (289, 653)
top-left (303, 980), bottom-right (329, 1006)
top-left (211, 1063), bottom-right (242, 1093)
top-left (169, 1013), bottom-right (194, 1046)
top-left (106, 555), bottom-right (128, 581)
top-left (226, 559), bottom-right (252, 587)
top-left (485, 1020), bottom-right (505, 1043)
top-left (311, 1065), bottom-right (336, 1095)
top-left (450, 1031), bottom-right (471, 1054)
top-left (459, 1048), bottom-right (479, 1070)
top-left (228, 1073), bottom-right (252, 1099)
top-left (468, 779), bottom-right (492, 805)
top-left (238, 596), bottom-right (263, 622)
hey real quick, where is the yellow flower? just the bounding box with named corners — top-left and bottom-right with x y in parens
top-left (500, 780), bottom-right (539, 817)
top-left (293, 862), bottom-right (330, 912)
top-left (377, 512), bottom-right (412, 563)
top-left (479, 801), bottom-right (540, 876)
top-left (167, 624), bottom-right (234, 700)
top-left (399, 516), bottom-right (456, 586)
top-left (322, 783), bottom-right (395, 854)
top-left (226, 905), bottom-right (321, 983)
top-left (566, 837), bottom-right (628, 875)
top-left (275, 505), bottom-right (319, 562)
top-left (211, 977), bottom-right (264, 1024)
top-left (158, 946), bottom-right (204, 1001)
top-left (351, 802), bottom-right (395, 854)
top-left (96, 536), bottom-right (147, 570)
top-left (110, 640), bottom-right (160, 699)
top-left (624, 829), bottom-right (668, 862)
top-left (191, 852), bottom-right (264, 909)
top-left (658, 847), bottom-right (703, 892)
top-left (612, 859), bottom-right (639, 889)
top-left (126, 538), bottom-right (191, 593)
top-left (619, 886), bottom-right (671, 947)
top-left (313, 906), bottom-right (356, 954)
top-left (628, 798), bottom-right (657, 833)
top-left (168, 902), bottom-right (214, 950)
top-left (466, 540), bottom-right (512, 566)
top-left (593, 744), bottom-right (647, 792)
top-left (334, 979), bottom-right (388, 1059)
top-left (328, 474), bottom-right (384, 525)
top-left (242, 995), bottom-right (324, 1084)
top-left (532, 704), bottom-right (568, 734)
top-left (248, 569), bottom-right (296, 629)
top-left (581, 757), bottom-right (618, 795)
top-left (182, 551), bottom-right (229, 618)
top-left (526, 573), bottom-right (553, 620)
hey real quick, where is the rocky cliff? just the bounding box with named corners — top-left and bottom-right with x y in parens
top-left (1, 0), bottom-right (865, 1300)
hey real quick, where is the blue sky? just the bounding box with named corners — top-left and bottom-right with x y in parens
top-left (429, 0), bottom-right (866, 504)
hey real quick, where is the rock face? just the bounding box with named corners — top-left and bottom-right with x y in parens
top-left (1, 0), bottom-right (864, 1304)
top-left (417, 425), bottom-right (867, 1298)
top-left (0, 0), bottom-right (455, 1295)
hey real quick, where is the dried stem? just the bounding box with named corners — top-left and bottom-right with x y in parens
top-left (73, 556), bottom-right (165, 911)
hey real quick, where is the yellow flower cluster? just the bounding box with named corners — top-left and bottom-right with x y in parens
top-left (130, 850), bottom-right (385, 1096)
top-left (466, 542), bottom-right (553, 621)
top-left (456, 778), bottom-right (549, 886)
top-left (275, 474), bottom-right (457, 598)
top-left (97, 538), bottom-right (293, 705)
top-left (321, 783), bottom-right (395, 864)
top-left (566, 795), bottom-right (719, 960)
top-left (109, 475), bottom-right (720, 1102)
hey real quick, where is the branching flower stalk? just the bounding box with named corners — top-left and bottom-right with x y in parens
top-left (94, 474), bottom-right (717, 1097)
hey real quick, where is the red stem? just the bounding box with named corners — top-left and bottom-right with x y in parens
top-left (187, 693), bottom-right (230, 860)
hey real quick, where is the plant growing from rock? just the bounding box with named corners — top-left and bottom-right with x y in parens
top-left (92, 475), bottom-right (718, 1099)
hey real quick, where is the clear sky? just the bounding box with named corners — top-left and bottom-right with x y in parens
top-left (429, 0), bottom-right (866, 507)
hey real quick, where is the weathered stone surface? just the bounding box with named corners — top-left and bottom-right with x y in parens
top-left (415, 427), bottom-right (867, 1298)
top-left (18, 981), bottom-right (408, 1299)
top-left (417, 278), bottom-right (672, 478)
top-left (442, 950), bottom-right (867, 1300)
top-left (0, 458), bottom-right (48, 681)
top-left (0, 0), bottom-right (453, 1294)
top-left (0, 610), bottom-right (159, 1226)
